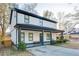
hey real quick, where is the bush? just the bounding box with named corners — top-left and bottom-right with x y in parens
top-left (56, 40), bottom-right (62, 43)
top-left (56, 36), bottom-right (69, 44)
top-left (63, 39), bottom-right (69, 43)
top-left (18, 41), bottom-right (26, 51)
top-left (56, 37), bottom-right (59, 40)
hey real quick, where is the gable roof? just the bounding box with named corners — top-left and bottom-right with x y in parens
top-left (9, 8), bottom-right (57, 24)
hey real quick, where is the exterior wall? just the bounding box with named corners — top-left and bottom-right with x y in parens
top-left (11, 29), bottom-right (56, 45)
top-left (11, 29), bottom-right (16, 45)
top-left (18, 30), bottom-right (53, 44)
top-left (43, 21), bottom-right (56, 28)
top-left (17, 13), bottom-right (57, 29)
top-left (10, 11), bottom-right (17, 45)
top-left (52, 33), bottom-right (57, 40)
top-left (70, 34), bottom-right (79, 39)
top-left (21, 30), bottom-right (40, 43)
top-left (11, 11), bottom-right (16, 27)
top-left (17, 13), bottom-right (24, 24)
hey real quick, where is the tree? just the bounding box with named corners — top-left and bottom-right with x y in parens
top-left (0, 3), bottom-right (9, 41)
top-left (43, 10), bottom-right (54, 19)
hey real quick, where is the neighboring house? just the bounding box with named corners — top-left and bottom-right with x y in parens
top-left (68, 28), bottom-right (79, 40)
top-left (9, 7), bottom-right (64, 48)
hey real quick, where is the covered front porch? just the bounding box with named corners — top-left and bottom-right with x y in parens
top-left (15, 24), bottom-right (64, 48)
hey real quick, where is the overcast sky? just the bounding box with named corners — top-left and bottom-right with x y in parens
top-left (35, 3), bottom-right (79, 28)
top-left (35, 3), bottom-right (79, 16)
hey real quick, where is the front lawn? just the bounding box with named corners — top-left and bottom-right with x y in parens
top-left (54, 42), bottom-right (79, 50)
top-left (0, 46), bottom-right (33, 56)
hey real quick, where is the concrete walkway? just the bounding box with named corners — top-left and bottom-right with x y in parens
top-left (27, 45), bottom-right (79, 56)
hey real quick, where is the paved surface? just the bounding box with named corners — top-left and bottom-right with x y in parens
top-left (27, 45), bottom-right (79, 56)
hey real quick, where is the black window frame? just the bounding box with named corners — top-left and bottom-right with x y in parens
top-left (21, 32), bottom-right (25, 42)
top-left (24, 15), bottom-right (29, 23)
top-left (28, 32), bottom-right (33, 41)
top-left (46, 33), bottom-right (50, 40)
top-left (39, 20), bottom-right (43, 26)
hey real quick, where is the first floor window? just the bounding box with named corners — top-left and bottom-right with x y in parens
top-left (28, 33), bottom-right (33, 41)
top-left (21, 32), bottom-right (25, 42)
top-left (46, 33), bottom-right (50, 40)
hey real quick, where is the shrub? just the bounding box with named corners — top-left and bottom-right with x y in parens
top-left (56, 36), bottom-right (69, 44)
top-left (18, 41), bottom-right (26, 51)
top-left (63, 39), bottom-right (69, 43)
top-left (60, 36), bottom-right (64, 40)
top-left (56, 40), bottom-right (62, 43)
top-left (56, 37), bottom-right (59, 40)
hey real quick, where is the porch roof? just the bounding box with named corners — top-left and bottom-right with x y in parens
top-left (14, 24), bottom-right (64, 33)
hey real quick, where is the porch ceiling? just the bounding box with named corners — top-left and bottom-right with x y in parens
top-left (14, 24), bottom-right (64, 33)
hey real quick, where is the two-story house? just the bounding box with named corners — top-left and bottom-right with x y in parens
top-left (9, 6), bottom-right (64, 48)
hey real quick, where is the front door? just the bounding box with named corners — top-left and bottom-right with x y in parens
top-left (40, 33), bottom-right (44, 45)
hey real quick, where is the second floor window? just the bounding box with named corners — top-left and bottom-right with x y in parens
top-left (39, 20), bottom-right (43, 26)
top-left (24, 15), bottom-right (29, 23)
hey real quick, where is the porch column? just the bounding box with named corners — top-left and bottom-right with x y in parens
top-left (60, 32), bottom-right (64, 40)
top-left (41, 30), bottom-right (44, 45)
top-left (50, 32), bottom-right (53, 45)
top-left (61, 32), bottom-right (63, 37)
top-left (61, 32), bottom-right (63, 35)
top-left (18, 27), bottom-right (21, 44)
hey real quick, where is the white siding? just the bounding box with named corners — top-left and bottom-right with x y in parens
top-left (11, 29), bottom-right (16, 44)
top-left (29, 17), bottom-right (40, 25)
top-left (43, 21), bottom-right (56, 28)
top-left (17, 13), bottom-right (24, 24)
top-left (11, 11), bottom-right (16, 31)
top-left (11, 30), bottom-right (56, 45)
top-left (10, 11), bottom-right (17, 45)
top-left (17, 13), bottom-right (57, 29)
top-left (18, 30), bottom-right (55, 44)
top-left (21, 30), bottom-right (40, 43)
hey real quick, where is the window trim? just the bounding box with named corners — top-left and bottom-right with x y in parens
top-left (24, 15), bottom-right (29, 23)
top-left (21, 32), bottom-right (25, 42)
top-left (39, 20), bottom-right (43, 26)
top-left (46, 33), bottom-right (50, 40)
top-left (28, 32), bottom-right (33, 41)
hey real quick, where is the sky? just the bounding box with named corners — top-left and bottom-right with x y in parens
top-left (35, 3), bottom-right (79, 16)
top-left (35, 3), bottom-right (79, 28)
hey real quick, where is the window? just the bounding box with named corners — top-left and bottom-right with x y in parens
top-left (46, 33), bottom-right (50, 40)
top-left (39, 20), bottom-right (43, 26)
top-left (21, 32), bottom-right (25, 42)
top-left (24, 15), bottom-right (29, 23)
top-left (28, 33), bottom-right (33, 41)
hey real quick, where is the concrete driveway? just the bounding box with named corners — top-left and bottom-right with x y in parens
top-left (27, 45), bottom-right (79, 56)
